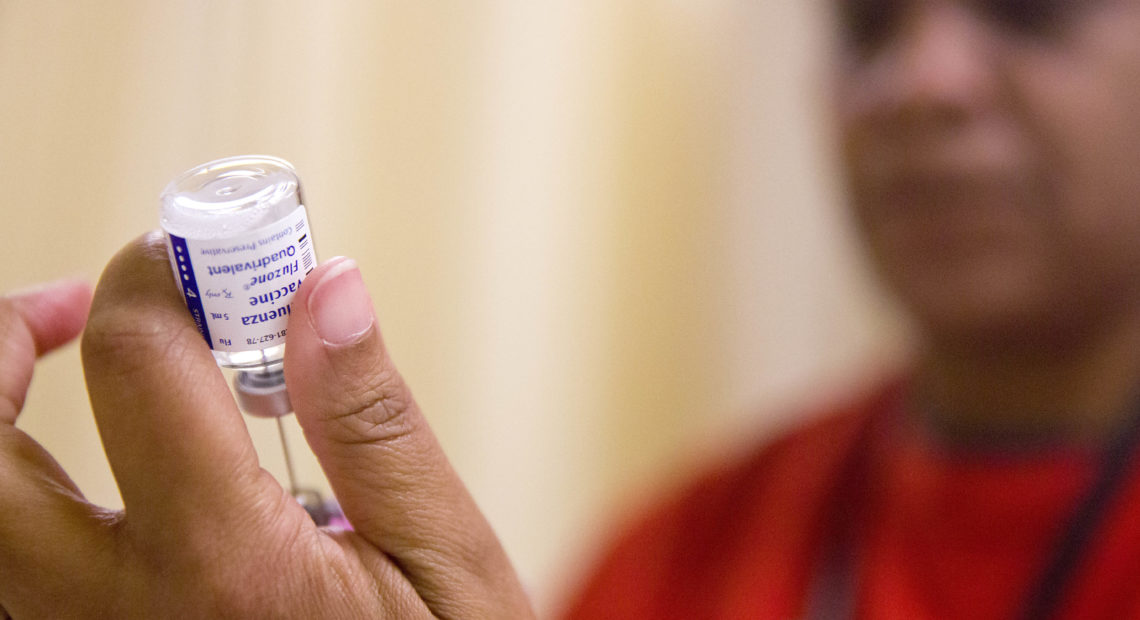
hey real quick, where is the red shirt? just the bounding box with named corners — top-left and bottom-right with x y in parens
top-left (562, 382), bottom-right (1140, 619)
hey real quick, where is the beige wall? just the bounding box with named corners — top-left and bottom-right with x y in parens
top-left (0, 1), bottom-right (904, 614)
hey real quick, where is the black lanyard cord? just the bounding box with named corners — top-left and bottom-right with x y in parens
top-left (1019, 406), bottom-right (1140, 620)
top-left (806, 406), bottom-right (1140, 620)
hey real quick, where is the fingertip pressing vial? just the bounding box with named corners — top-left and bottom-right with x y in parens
top-left (160, 155), bottom-right (317, 418)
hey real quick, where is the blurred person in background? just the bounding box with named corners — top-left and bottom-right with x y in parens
top-left (4, 1), bottom-right (1140, 619)
top-left (563, 0), bottom-right (1140, 618)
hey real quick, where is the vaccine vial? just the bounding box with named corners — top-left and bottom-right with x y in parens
top-left (160, 155), bottom-right (317, 417)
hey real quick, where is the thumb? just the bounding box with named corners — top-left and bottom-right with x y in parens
top-left (284, 257), bottom-right (531, 618)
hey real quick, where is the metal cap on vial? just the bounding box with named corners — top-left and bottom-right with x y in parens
top-left (234, 368), bottom-right (293, 418)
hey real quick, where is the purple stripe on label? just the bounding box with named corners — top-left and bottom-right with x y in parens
top-left (168, 234), bottom-right (214, 349)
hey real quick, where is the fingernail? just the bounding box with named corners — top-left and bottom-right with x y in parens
top-left (307, 258), bottom-right (374, 345)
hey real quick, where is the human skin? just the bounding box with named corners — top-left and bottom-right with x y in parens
top-left (11, 1), bottom-right (1140, 615)
top-left (834, 0), bottom-right (1140, 440)
top-left (0, 235), bottom-right (535, 618)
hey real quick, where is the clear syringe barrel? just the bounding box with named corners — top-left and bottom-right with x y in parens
top-left (159, 155), bottom-right (317, 379)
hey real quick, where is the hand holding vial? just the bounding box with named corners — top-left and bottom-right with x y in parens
top-left (0, 237), bottom-right (535, 617)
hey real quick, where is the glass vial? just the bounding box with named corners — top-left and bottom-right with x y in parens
top-left (160, 155), bottom-right (317, 416)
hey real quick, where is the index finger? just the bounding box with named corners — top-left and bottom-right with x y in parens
top-left (80, 232), bottom-right (272, 542)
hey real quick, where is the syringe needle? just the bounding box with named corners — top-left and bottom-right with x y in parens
top-left (276, 416), bottom-right (299, 496)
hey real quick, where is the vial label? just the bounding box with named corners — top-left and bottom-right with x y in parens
top-left (167, 205), bottom-right (315, 352)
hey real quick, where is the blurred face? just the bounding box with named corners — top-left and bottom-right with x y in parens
top-left (834, 0), bottom-right (1140, 349)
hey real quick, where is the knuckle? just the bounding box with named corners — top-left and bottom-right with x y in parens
top-left (321, 358), bottom-right (421, 447)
